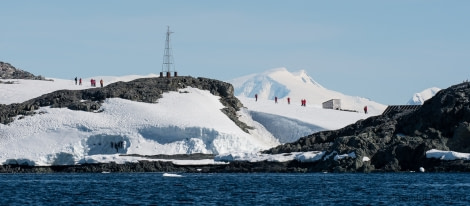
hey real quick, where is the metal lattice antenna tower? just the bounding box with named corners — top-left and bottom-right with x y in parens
top-left (162, 26), bottom-right (175, 77)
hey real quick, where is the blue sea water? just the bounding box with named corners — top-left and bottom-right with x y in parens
top-left (0, 172), bottom-right (468, 205)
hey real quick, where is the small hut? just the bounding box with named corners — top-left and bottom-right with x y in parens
top-left (322, 99), bottom-right (341, 110)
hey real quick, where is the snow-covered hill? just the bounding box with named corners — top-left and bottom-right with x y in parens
top-left (0, 76), bottom-right (280, 166)
top-left (407, 87), bottom-right (441, 105)
top-left (0, 68), bottom-right (385, 166)
top-left (228, 68), bottom-right (387, 115)
top-left (227, 68), bottom-right (387, 143)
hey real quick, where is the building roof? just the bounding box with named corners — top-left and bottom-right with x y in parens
top-left (382, 105), bottom-right (421, 116)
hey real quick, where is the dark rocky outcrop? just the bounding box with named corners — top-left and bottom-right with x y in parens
top-left (0, 76), bottom-right (251, 132)
top-left (265, 82), bottom-right (470, 172)
top-left (0, 61), bottom-right (45, 80)
top-left (0, 159), bottom-right (312, 173)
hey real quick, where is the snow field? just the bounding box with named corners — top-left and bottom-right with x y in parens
top-left (0, 68), bottom-right (455, 166)
top-left (0, 85), bottom-right (279, 166)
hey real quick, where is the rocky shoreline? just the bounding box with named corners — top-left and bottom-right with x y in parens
top-left (2, 157), bottom-right (470, 173)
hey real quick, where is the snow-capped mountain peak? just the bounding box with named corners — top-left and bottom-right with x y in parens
top-left (291, 69), bottom-right (324, 88)
top-left (263, 67), bottom-right (323, 89)
top-left (228, 67), bottom-right (386, 114)
top-left (407, 87), bottom-right (441, 105)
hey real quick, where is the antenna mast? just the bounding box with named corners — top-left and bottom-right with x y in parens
top-left (161, 26), bottom-right (176, 77)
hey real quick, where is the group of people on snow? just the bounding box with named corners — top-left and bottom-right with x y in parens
top-left (74, 77), bottom-right (104, 87)
top-left (255, 94), bottom-right (298, 106)
top-left (74, 77), bottom-right (82, 85)
top-left (254, 93), bottom-right (368, 114)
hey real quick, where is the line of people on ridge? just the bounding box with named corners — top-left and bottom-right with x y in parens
top-left (74, 77), bottom-right (104, 87)
top-left (255, 94), bottom-right (305, 106)
top-left (254, 93), bottom-right (369, 114)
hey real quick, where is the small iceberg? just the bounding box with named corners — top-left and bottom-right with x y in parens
top-left (163, 173), bottom-right (183, 177)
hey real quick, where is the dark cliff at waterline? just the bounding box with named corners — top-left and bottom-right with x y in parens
top-left (0, 76), bottom-right (251, 132)
top-left (266, 82), bottom-right (470, 172)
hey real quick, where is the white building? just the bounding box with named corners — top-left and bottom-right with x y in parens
top-left (322, 99), bottom-right (341, 110)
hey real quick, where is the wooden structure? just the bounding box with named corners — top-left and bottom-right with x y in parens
top-left (382, 105), bottom-right (421, 116)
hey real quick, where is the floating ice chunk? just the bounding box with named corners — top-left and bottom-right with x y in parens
top-left (163, 173), bottom-right (182, 177)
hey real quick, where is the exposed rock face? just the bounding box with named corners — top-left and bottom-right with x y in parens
top-left (265, 82), bottom-right (470, 172)
top-left (0, 76), bottom-right (251, 132)
top-left (0, 160), bottom-right (307, 173)
top-left (0, 61), bottom-right (45, 80)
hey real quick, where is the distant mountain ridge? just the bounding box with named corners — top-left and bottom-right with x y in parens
top-left (0, 61), bottom-right (44, 80)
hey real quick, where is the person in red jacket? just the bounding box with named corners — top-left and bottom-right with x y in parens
top-left (100, 79), bottom-right (104, 87)
top-left (364, 106), bottom-right (368, 114)
top-left (287, 97), bottom-right (290, 104)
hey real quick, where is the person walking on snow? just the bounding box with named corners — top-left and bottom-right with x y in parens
top-left (287, 97), bottom-right (290, 104)
top-left (75, 77), bottom-right (77, 85)
top-left (364, 106), bottom-right (368, 114)
top-left (100, 79), bottom-right (104, 87)
top-left (275, 96), bottom-right (278, 104)
top-left (79, 78), bottom-right (82, 85)
top-left (255, 94), bottom-right (258, 101)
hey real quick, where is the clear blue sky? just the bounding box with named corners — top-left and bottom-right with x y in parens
top-left (1, 1), bottom-right (469, 105)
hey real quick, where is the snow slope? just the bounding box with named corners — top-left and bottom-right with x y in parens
top-left (0, 68), bottom-right (383, 166)
top-left (228, 68), bottom-right (386, 140)
top-left (0, 88), bottom-right (280, 165)
top-left (407, 87), bottom-right (441, 105)
top-left (0, 75), bottom-right (280, 166)
top-left (229, 68), bottom-right (387, 115)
